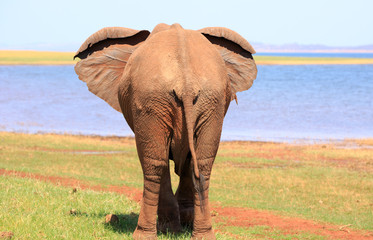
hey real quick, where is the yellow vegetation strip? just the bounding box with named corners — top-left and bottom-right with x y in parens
top-left (1, 50), bottom-right (373, 65)
top-left (255, 58), bottom-right (373, 65)
top-left (0, 50), bottom-right (76, 65)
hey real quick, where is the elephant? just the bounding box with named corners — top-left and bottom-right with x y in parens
top-left (74, 23), bottom-right (257, 240)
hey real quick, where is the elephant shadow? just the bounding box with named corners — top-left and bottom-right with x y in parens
top-left (102, 212), bottom-right (139, 234)
top-left (70, 209), bottom-right (193, 236)
top-left (69, 210), bottom-right (138, 234)
top-left (85, 211), bottom-right (193, 237)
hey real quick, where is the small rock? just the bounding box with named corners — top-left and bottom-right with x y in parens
top-left (105, 214), bottom-right (119, 224)
top-left (69, 209), bottom-right (77, 215)
top-left (210, 210), bottom-right (219, 217)
top-left (0, 231), bottom-right (13, 239)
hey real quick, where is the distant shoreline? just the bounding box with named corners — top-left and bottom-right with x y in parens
top-left (257, 50), bottom-right (373, 53)
top-left (2, 131), bottom-right (372, 147)
top-left (0, 50), bottom-right (77, 65)
top-left (1, 50), bottom-right (373, 65)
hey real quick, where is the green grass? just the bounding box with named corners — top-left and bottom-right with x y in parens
top-left (1, 132), bottom-right (373, 238)
top-left (0, 133), bottom-right (142, 188)
top-left (211, 161), bottom-right (372, 230)
top-left (0, 175), bottom-right (140, 239)
top-left (213, 141), bottom-right (373, 230)
top-left (0, 175), bottom-right (239, 239)
top-left (222, 226), bottom-right (327, 240)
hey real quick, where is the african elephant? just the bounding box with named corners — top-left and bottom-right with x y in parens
top-left (74, 23), bottom-right (257, 240)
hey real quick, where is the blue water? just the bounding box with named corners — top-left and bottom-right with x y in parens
top-left (1, 65), bottom-right (372, 142)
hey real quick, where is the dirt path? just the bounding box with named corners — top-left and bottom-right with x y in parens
top-left (1, 168), bottom-right (372, 240)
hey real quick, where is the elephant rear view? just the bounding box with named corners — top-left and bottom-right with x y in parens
top-left (74, 23), bottom-right (257, 240)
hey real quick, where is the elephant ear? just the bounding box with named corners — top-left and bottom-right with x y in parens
top-left (199, 27), bottom-right (257, 102)
top-left (74, 27), bottom-right (150, 112)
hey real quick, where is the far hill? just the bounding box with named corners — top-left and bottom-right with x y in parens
top-left (253, 42), bottom-right (373, 53)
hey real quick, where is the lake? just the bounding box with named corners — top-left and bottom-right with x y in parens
top-left (0, 64), bottom-right (372, 142)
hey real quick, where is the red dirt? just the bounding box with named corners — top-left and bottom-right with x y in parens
top-left (1, 168), bottom-right (372, 239)
top-left (213, 206), bottom-right (373, 240)
top-left (0, 169), bottom-right (143, 202)
top-left (0, 231), bottom-right (14, 239)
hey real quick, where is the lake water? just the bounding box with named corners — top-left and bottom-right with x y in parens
top-left (1, 64), bottom-right (372, 142)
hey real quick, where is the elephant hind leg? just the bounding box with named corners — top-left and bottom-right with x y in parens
top-left (132, 118), bottom-right (173, 239)
top-left (190, 121), bottom-right (222, 240)
top-left (133, 156), bottom-right (166, 240)
top-left (176, 155), bottom-right (195, 227)
top-left (191, 157), bottom-right (215, 240)
top-left (157, 163), bottom-right (181, 233)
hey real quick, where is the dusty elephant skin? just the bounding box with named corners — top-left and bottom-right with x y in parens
top-left (74, 23), bottom-right (257, 240)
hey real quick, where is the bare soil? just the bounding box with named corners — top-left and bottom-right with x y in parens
top-left (0, 231), bottom-right (13, 239)
top-left (1, 169), bottom-right (372, 239)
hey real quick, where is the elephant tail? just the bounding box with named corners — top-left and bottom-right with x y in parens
top-left (183, 95), bottom-right (206, 213)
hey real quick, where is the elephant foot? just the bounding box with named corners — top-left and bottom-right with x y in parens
top-left (133, 226), bottom-right (157, 240)
top-left (191, 228), bottom-right (216, 240)
top-left (157, 205), bottom-right (182, 233)
top-left (179, 207), bottom-right (194, 227)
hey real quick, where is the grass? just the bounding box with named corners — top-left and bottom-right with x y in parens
top-left (214, 161), bottom-right (372, 228)
top-left (1, 50), bottom-right (373, 65)
top-left (0, 175), bottom-right (213, 239)
top-left (254, 55), bottom-right (373, 65)
top-left (1, 132), bottom-right (373, 238)
top-left (0, 174), bottom-right (321, 240)
top-left (222, 226), bottom-right (327, 240)
top-left (0, 175), bottom-right (139, 239)
top-left (0, 50), bottom-right (76, 65)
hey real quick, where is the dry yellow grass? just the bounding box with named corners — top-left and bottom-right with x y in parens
top-left (1, 50), bottom-right (373, 65)
top-left (349, 138), bottom-right (373, 146)
top-left (254, 56), bottom-right (373, 65)
top-left (0, 50), bottom-right (76, 65)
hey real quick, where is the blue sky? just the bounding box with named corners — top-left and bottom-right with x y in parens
top-left (1, 0), bottom-right (372, 51)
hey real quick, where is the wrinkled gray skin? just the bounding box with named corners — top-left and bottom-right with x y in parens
top-left (74, 23), bottom-right (257, 240)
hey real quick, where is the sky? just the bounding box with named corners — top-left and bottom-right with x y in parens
top-left (1, 0), bottom-right (373, 51)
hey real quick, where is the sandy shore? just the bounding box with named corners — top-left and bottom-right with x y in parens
top-left (255, 57), bottom-right (373, 65)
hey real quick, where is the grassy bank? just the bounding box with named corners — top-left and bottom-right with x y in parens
top-left (0, 176), bottom-right (143, 239)
top-left (1, 132), bottom-right (372, 239)
top-left (0, 50), bottom-right (77, 65)
top-left (1, 50), bottom-right (373, 65)
top-left (255, 55), bottom-right (373, 65)
top-left (1, 176), bottom-right (330, 240)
